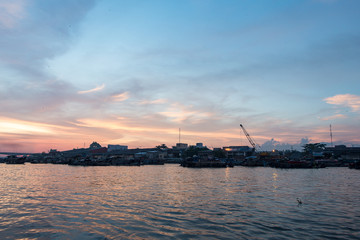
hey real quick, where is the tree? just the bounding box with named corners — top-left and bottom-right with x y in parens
top-left (156, 144), bottom-right (168, 149)
top-left (183, 146), bottom-right (209, 158)
top-left (302, 143), bottom-right (326, 154)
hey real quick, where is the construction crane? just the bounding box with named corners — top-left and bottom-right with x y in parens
top-left (240, 124), bottom-right (257, 150)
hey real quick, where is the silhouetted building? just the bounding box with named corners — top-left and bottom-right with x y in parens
top-left (325, 145), bottom-right (360, 161)
top-left (223, 146), bottom-right (253, 159)
top-left (108, 145), bottom-right (128, 152)
top-left (89, 141), bottom-right (102, 149)
top-left (196, 143), bottom-right (204, 148)
top-left (174, 143), bottom-right (188, 150)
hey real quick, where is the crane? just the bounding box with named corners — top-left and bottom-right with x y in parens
top-left (240, 124), bottom-right (257, 150)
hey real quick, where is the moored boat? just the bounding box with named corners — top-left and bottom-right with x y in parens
top-left (181, 156), bottom-right (233, 168)
top-left (269, 160), bottom-right (325, 169)
top-left (349, 161), bottom-right (360, 169)
top-left (5, 155), bottom-right (26, 164)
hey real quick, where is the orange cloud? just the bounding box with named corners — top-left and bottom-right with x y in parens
top-left (78, 83), bottom-right (105, 94)
top-left (73, 117), bottom-right (242, 141)
top-left (324, 94), bottom-right (360, 112)
top-left (138, 99), bottom-right (167, 105)
top-left (111, 92), bottom-right (129, 102)
top-left (0, 117), bottom-right (74, 135)
top-left (74, 118), bottom-right (173, 133)
top-left (159, 103), bottom-right (213, 123)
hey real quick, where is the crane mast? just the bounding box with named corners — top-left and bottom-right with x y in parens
top-left (240, 124), bottom-right (256, 149)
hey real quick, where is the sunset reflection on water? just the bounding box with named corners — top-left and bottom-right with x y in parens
top-left (0, 164), bottom-right (359, 239)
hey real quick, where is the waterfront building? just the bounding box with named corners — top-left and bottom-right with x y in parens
top-left (198, 150), bottom-right (215, 160)
top-left (174, 143), bottom-right (188, 150)
top-left (325, 145), bottom-right (360, 161)
top-left (196, 143), bottom-right (204, 148)
top-left (108, 145), bottom-right (128, 152)
top-left (223, 146), bottom-right (254, 160)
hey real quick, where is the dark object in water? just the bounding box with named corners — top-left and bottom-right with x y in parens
top-left (181, 157), bottom-right (233, 168)
top-left (349, 162), bottom-right (360, 169)
top-left (5, 155), bottom-right (26, 164)
top-left (270, 160), bottom-right (325, 169)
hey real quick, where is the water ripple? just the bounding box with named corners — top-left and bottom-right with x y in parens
top-left (0, 164), bottom-right (359, 239)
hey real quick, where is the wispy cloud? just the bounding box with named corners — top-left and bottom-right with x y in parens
top-left (324, 94), bottom-right (360, 112)
top-left (0, 0), bottom-right (26, 28)
top-left (0, 0), bottom-right (97, 81)
top-left (159, 103), bottom-right (213, 124)
top-left (111, 92), bottom-right (130, 102)
top-left (0, 117), bottom-right (74, 135)
top-left (73, 118), bottom-right (174, 133)
top-left (139, 99), bottom-right (167, 105)
top-left (78, 84), bottom-right (105, 94)
top-left (319, 114), bottom-right (347, 121)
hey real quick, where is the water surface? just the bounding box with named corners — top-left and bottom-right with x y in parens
top-left (0, 164), bottom-right (359, 239)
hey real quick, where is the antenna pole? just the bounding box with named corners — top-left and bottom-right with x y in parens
top-left (330, 124), bottom-right (333, 147)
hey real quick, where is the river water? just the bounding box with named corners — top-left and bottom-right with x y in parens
top-left (0, 164), bottom-right (359, 239)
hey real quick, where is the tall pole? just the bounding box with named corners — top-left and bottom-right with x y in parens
top-left (179, 128), bottom-right (181, 143)
top-left (330, 124), bottom-right (333, 147)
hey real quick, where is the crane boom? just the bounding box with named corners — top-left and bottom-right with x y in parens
top-left (240, 124), bottom-right (256, 149)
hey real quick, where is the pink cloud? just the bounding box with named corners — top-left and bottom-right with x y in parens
top-left (138, 99), bottom-right (167, 105)
top-left (319, 114), bottom-right (347, 121)
top-left (0, 0), bottom-right (26, 28)
top-left (324, 94), bottom-right (360, 112)
top-left (159, 103), bottom-right (213, 123)
top-left (111, 92), bottom-right (129, 102)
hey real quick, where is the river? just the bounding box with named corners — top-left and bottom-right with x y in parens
top-left (0, 164), bottom-right (359, 239)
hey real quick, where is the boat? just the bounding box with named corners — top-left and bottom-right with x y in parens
top-left (5, 155), bottom-right (26, 164)
top-left (181, 156), bottom-right (233, 168)
top-left (349, 161), bottom-right (360, 169)
top-left (269, 160), bottom-right (325, 169)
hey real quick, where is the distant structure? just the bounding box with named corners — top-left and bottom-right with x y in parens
top-left (174, 143), bottom-right (188, 150)
top-left (196, 143), bottom-right (204, 148)
top-left (108, 145), bottom-right (128, 152)
top-left (240, 124), bottom-right (259, 151)
top-left (325, 145), bottom-right (360, 161)
top-left (89, 141), bottom-right (101, 149)
top-left (330, 124), bottom-right (333, 147)
top-left (49, 149), bottom-right (58, 154)
top-left (223, 146), bottom-right (253, 159)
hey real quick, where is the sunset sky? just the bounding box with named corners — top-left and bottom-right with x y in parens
top-left (1, 0), bottom-right (360, 153)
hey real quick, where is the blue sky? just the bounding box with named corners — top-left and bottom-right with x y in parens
top-left (0, 0), bottom-right (359, 152)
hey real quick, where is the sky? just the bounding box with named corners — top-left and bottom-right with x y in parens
top-left (1, 0), bottom-right (360, 153)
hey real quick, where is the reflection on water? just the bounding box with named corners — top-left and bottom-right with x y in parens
top-left (0, 164), bottom-right (359, 239)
